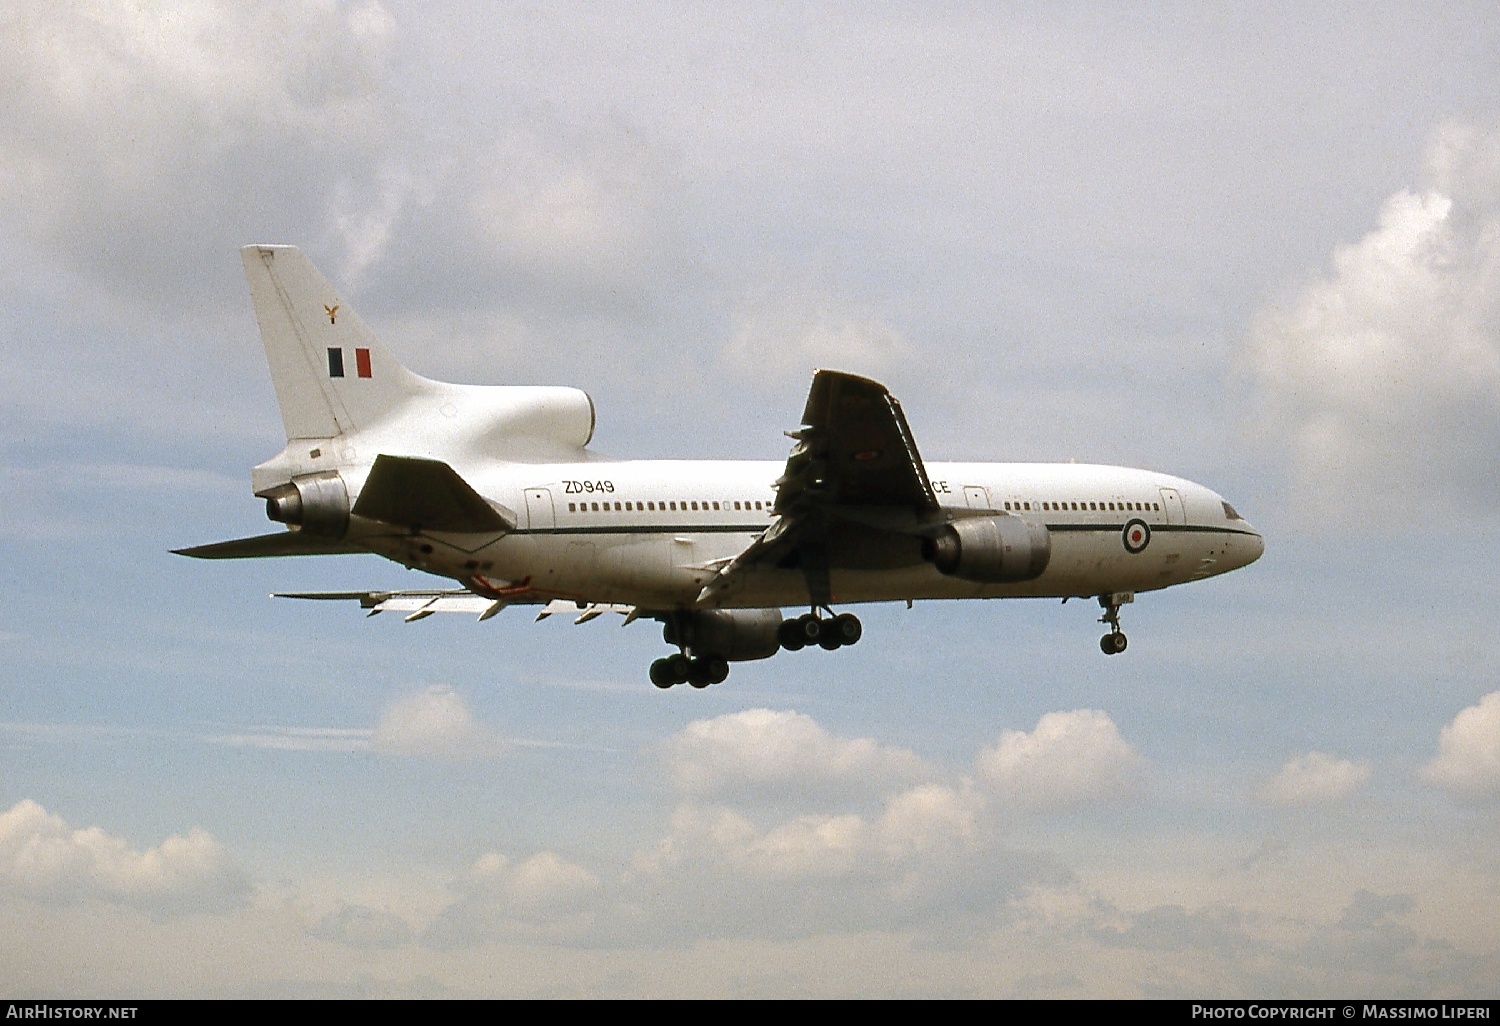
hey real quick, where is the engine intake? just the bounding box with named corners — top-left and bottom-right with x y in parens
top-left (924, 515), bottom-right (1051, 582)
top-left (261, 472), bottom-right (350, 538)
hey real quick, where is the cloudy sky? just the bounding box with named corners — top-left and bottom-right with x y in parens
top-left (3, 0), bottom-right (1500, 998)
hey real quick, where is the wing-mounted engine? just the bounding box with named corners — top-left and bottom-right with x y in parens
top-left (663, 608), bottom-right (783, 663)
top-left (923, 514), bottom-right (1051, 583)
top-left (260, 472), bottom-right (350, 538)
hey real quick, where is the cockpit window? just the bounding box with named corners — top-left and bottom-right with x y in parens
top-left (1222, 501), bottom-right (1244, 521)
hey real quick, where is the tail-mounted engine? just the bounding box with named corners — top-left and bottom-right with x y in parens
top-left (923, 515), bottom-right (1051, 583)
top-left (260, 472), bottom-right (350, 538)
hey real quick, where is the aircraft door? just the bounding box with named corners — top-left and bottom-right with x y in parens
top-left (963, 485), bottom-right (991, 510)
top-left (1159, 488), bottom-right (1185, 525)
top-left (525, 488), bottom-right (555, 531)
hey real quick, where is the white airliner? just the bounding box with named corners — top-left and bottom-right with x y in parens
top-left (177, 246), bottom-right (1264, 688)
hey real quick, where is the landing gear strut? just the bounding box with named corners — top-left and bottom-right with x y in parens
top-left (777, 611), bottom-right (861, 653)
top-left (1098, 592), bottom-right (1132, 655)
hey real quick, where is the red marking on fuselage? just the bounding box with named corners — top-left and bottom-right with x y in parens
top-left (469, 575), bottom-right (534, 600)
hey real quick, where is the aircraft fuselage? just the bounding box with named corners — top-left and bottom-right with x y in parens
top-left (344, 458), bottom-right (1262, 610)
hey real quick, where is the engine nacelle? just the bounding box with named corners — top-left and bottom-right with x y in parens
top-left (666, 608), bottom-right (784, 662)
top-left (261, 472), bottom-right (350, 538)
top-left (924, 515), bottom-right (1051, 583)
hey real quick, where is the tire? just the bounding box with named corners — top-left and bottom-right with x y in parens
top-left (778, 619), bottom-right (807, 651)
top-left (798, 613), bottom-right (823, 644)
top-left (832, 613), bottom-right (862, 646)
top-left (650, 658), bottom-right (675, 688)
top-left (687, 658), bottom-right (713, 688)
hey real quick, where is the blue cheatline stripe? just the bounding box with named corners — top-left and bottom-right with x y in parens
top-left (327, 347), bottom-right (345, 378)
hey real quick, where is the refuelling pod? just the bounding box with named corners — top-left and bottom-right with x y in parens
top-left (664, 608), bottom-right (783, 662)
top-left (924, 515), bottom-right (1051, 583)
top-left (260, 472), bottom-right (350, 539)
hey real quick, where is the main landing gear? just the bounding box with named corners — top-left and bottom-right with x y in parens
top-left (777, 611), bottom-right (862, 652)
top-left (650, 652), bottom-right (730, 689)
top-left (1098, 592), bottom-right (1131, 655)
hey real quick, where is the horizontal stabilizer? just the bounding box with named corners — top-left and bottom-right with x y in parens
top-left (351, 454), bottom-right (512, 533)
top-left (173, 532), bottom-right (364, 559)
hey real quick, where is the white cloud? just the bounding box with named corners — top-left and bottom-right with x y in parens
top-left (0, 0), bottom-right (401, 298)
top-left (207, 726), bottom-right (372, 753)
top-left (422, 849), bottom-right (601, 948)
top-left (658, 708), bottom-right (927, 800)
top-left (1259, 752), bottom-right (1373, 806)
top-left (0, 799), bottom-right (246, 913)
top-left (875, 782), bottom-right (981, 859)
top-left (1421, 691), bottom-right (1500, 796)
top-left (371, 686), bottom-right (506, 761)
top-left (467, 851), bottom-right (599, 911)
top-left (720, 280), bottom-right (908, 386)
top-left (976, 709), bottom-right (1142, 807)
top-left (1245, 122), bottom-right (1500, 522)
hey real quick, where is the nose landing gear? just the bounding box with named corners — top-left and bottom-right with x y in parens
top-left (1098, 592), bottom-right (1132, 655)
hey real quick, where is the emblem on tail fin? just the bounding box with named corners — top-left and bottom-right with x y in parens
top-left (324, 304), bottom-right (339, 324)
top-left (326, 348), bottom-right (372, 379)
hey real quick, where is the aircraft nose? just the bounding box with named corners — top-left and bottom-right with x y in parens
top-left (1244, 528), bottom-right (1264, 565)
top-left (1229, 524), bottom-right (1264, 569)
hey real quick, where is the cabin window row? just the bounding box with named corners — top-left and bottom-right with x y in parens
top-left (566, 500), bottom-right (770, 513)
top-left (1004, 500), bottom-right (1161, 513)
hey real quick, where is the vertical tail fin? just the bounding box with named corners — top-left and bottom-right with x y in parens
top-left (241, 245), bottom-right (427, 440)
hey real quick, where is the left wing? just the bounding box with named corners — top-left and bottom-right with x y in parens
top-left (698, 370), bottom-right (942, 608)
top-left (275, 590), bottom-right (634, 624)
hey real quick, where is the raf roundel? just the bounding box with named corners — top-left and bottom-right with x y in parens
top-left (1122, 518), bottom-right (1151, 554)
